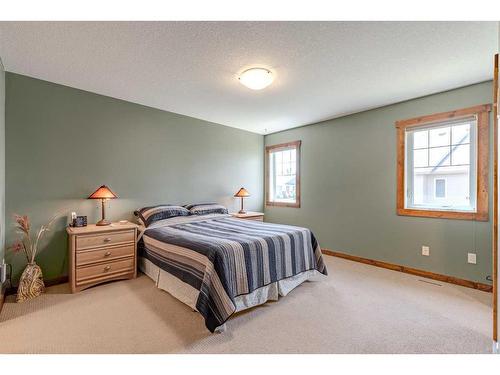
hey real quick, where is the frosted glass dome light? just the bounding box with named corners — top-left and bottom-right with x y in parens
top-left (238, 68), bottom-right (274, 90)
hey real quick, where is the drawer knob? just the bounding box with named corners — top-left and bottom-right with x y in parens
top-left (104, 265), bottom-right (111, 272)
top-left (104, 251), bottom-right (111, 257)
top-left (103, 238), bottom-right (112, 243)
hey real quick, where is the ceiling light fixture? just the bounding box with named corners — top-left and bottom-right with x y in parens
top-left (238, 68), bottom-right (274, 90)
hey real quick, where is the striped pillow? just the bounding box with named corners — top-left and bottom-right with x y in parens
top-left (185, 203), bottom-right (228, 216)
top-left (134, 205), bottom-right (190, 227)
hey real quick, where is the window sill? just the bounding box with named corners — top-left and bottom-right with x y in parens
top-left (397, 207), bottom-right (488, 221)
top-left (266, 201), bottom-right (301, 208)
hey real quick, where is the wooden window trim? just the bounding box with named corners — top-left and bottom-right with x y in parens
top-left (265, 140), bottom-right (301, 208)
top-left (395, 104), bottom-right (491, 221)
top-left (492, 53), bottom-right (498, 342)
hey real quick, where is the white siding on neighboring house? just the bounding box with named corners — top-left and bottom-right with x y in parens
top-left (413, 166), bottom-right (470, 209)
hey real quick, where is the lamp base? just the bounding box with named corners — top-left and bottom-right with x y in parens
top-left (96, 219), bottom-right (111, 226)
top-left (238, 210), bottom-right (247, 214)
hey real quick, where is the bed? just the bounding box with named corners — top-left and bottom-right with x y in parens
top-left (137, 213), bottom-right (328, 332)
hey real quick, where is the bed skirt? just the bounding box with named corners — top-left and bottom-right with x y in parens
top-left (138, 256), bottom-right (324, 331)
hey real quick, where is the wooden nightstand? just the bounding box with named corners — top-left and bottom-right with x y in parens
top-left (66, 222), bottom-right (138, 293)
top-left (231, 212), bottom-right (265, 221)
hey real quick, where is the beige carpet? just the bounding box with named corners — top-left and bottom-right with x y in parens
top-left (0, 256), bottom-right (492, 354)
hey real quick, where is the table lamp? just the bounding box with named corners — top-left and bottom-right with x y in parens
top-left (88, 185), bottom-right (118, 226)
top-left (234, 187), bottom-right (250, 214)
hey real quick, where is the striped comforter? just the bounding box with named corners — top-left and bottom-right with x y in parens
top-left (139, 215), bottom-right (327, 332)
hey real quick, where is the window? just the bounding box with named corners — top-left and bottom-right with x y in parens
top-left (396, 104), bottom-right (490, 221)
top-left (408, 118), bottom-right (474, 210)
top-left (434, 178), bottom-right (446, 199)
top-left (266, 141), bottom-right (301, 207)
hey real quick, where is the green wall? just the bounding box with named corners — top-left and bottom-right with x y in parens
top-left (5, 73), bottom-right (264, 281)
top-left (265, 81), bottom-right (493, 284)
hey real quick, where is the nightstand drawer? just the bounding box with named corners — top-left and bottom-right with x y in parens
top-left (76, 245), bottom-right (135, 266)
top-left (76, 258), bottom-right (135, 284)
top-left (76, 230), bottom-right (135, 250)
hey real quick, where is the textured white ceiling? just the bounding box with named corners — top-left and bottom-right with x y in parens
top-left (0, 21), bottom-right (497, 134)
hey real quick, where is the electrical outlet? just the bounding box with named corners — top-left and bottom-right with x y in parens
top-left (422, 246), bottom-right (430, 256)
top-left (467, 253), bottom-right (477, 264)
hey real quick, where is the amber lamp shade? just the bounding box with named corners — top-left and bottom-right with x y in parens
top-left (88, 185), bottom-right (118, 226)
top-left (234, 187), bottom-right (250, 214)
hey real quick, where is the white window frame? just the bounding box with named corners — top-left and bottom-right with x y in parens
top-left (404, 117), bottom-right (477, 212)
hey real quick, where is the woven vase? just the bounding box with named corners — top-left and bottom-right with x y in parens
top-left (16, 262), bottom-right (45, 303)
